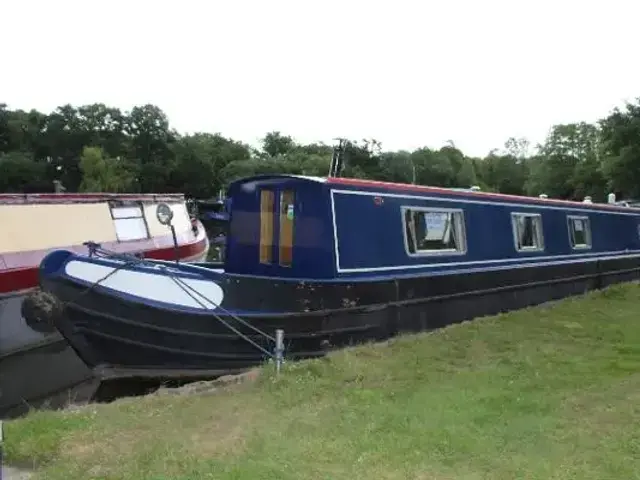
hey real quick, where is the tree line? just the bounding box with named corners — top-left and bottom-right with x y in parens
top-left (1, 100), bottom-right (640, 202)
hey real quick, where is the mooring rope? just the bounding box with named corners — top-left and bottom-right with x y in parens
top-left (88, 244), bottom-right (276, 340)
top-left (56, 242), bottom-right (279, 360)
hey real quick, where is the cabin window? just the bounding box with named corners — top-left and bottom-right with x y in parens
top-left (279, 190), bottom-right (295, 267)
top-left (567, 215), bottom-right (591, 249)
top-left (403, 207), bottom-right (466, 255)
top-left (511, 213), bottom-right (544, 252)
top-left (110, 204), bottom-right (149, 242)
top-left (259, 190), bottom-right (275, 264)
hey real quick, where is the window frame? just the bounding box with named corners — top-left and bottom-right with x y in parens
top-left (401, 206), bottom-right (467, 257)
top-left (278, 189), bottom-right (295, 267)
top-left (567, 215), bottom-right (592, 250)
top-left (511, 212), bottom-right (545, 253)
top-left (109, 201), bottom-right (151, 242)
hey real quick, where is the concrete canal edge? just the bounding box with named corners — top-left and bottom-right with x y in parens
top-left (2, 465), bottom-right (33, 480)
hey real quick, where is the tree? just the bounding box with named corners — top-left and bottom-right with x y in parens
top-left (379, 151), bottom-right (415, 184)
top-left (503, 137), bottom-right (531, 160)
top-left (262, 131), bottom-right (295, 158)
top-left (78, 147), bottom-right (137, 193)
top-left (0, 152), bottom-right (50, 193)
top-left (170, 133), bottom-right (251, 198)
top-left (124, 105), bottom-right (176, 192)
top-left (477, 153), bottom-right (528, 195)
top-left (410, 148), bottom-right (455, 187)
top-left (525, 123), bottom-right (604, 200)
top-left (0, 103), bottom-right (11, 153)
top-left (600, 99), bottom-right (640, 199)
top-left (1, 100), bottom-right (640, 205)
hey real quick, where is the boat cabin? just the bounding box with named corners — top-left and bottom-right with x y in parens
top-left (224, 175), bottom-right (640, 280)
top-left (0, 192), bottom-right (208, 296)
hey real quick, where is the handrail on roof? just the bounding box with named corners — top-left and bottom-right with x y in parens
top-left (0, 192), bottom-right (186, 205)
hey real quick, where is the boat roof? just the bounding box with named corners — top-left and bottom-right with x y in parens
top-left (0, 192), bottom-right (185, 205)
top-left (229, 174), bottom-right (640, 213)
top-left (227, 174), bottom-right (327, 187)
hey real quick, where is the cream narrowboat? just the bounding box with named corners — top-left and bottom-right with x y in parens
top-left (0, 192), bottom-right (208, 417)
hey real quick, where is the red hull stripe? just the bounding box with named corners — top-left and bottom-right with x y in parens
top-left (0, 232), bottom-right (209, 295)
top-left (326, 176), bottom-right (638, 213)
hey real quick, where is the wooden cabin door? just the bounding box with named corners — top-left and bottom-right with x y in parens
top-left (259, 189), bottom-right (295, 267)
top-left (259, 190), bottom-right (275, 264)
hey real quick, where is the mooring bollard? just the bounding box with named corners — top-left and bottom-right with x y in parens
top-left (275, 329), bottom-right (285, 374)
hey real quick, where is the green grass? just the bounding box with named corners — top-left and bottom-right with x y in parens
top-left (5, 283), bottom-right (640, 479)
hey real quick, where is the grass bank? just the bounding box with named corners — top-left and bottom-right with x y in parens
top-left (5, 284), bottom-right (640, 479)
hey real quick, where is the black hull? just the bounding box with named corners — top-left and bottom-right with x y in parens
top-left (0, 291), bottom-right (96, 418)
top-left (42, 256), bottom-right (640, 381)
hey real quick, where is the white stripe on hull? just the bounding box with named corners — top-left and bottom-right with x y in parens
top-left (64, 260), bottom-right (224, 310)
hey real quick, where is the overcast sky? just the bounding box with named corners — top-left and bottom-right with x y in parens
top-left (2, 0), bottom-right (638, 157)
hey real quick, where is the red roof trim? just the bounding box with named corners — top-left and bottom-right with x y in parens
top-left (327, 177), bottom-right (638, 212)
top-left (0, 193), bottom-right (185, 205)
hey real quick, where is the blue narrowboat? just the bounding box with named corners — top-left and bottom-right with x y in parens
top-left (25, 173), bottom-right (640, 380)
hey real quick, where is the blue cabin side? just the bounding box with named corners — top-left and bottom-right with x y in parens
top-left (223, 174), bottom-right (640, 281)
top-left (329, 180), bottom-right (640, 278)
top-left (224, 175), bottom-right (337, 278)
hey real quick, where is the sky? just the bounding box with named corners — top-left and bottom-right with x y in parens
top-left (1, 0), bottom-right (639, 157)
